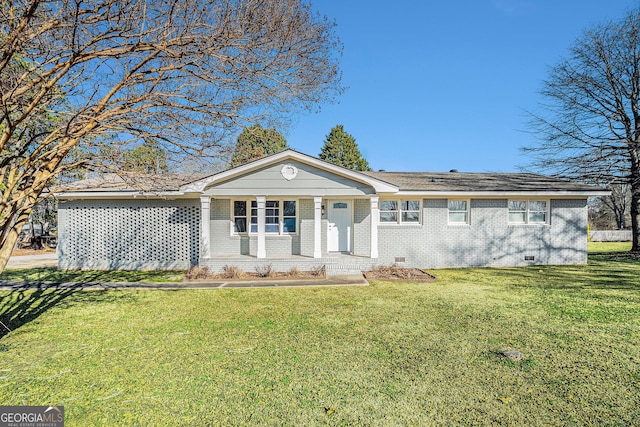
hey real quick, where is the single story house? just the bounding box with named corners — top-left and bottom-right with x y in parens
top-left (56, 149), bottom-right (607, 274)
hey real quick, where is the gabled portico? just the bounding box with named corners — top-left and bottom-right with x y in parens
top-left (191, 150), bottom-right (397, 264)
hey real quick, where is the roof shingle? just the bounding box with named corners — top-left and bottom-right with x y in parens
top-left (58, 170), bottom-right (605, 194)
top-left (362, 171), bottom-right (602, 192)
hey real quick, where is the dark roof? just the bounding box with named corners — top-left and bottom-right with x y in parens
top-left (58, 170), bottom-right (604, 194)
top-left (362, 171), bottom-right (603, 193)
top-left (58, 173), bottom-right (209, 192)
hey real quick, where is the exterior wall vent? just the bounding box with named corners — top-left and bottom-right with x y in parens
top-left (395, 257), bottom-right (406, 263)
top-left (524, 255), bottom-right (535, 261)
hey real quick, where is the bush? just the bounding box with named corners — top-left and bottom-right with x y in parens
top-left (310, 265), bottom-right (326, 277)
top-left (288, 266), bottom-right (300, 277)
top-left (221, 265), bottom-right (244, 279)
top-left (255, 264), bottom-right (274, 278)
top-left (185, 265), bottom-right (210, 280)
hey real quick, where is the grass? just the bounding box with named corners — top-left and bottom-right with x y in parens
top-left (0, 240), bottom-right (632, 284)
top-left (0, 245), bottom-right (638, 425)
top-left (0, 268), bottom-right (184, 283)
top-left (588, 241), bottom-right (633, 254)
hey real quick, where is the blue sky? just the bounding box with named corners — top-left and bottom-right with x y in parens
top-left (284, 0), bottom-right (638, 172)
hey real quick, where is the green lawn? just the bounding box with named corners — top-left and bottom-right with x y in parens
top-left (0, 267), bottom-right (184, 283)
top-left (588, 240), bottom-right (633, 253)
top-left (0, 250), bottom-right (638, 425)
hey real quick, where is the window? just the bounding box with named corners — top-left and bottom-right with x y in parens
top-left (401, 200), bottom-right (420, 223)
top-left (233, 199), bottom-right (297, 234)
top-left (448, 200), bottom-right (469, 224)
top-left (379, 199), bottom-right (421, 224)
top-left (508, 200), bottom-right (526, 223)
top-left (283, 201), bottom-right (296, 232)
top-left (380, 200), bottom-right (398, 223)
top-left (528, 201), bottom-right (547, 223)
top-left (251, 200), bottom-right (280, 232)
top-left (233, 201), bottom-right (247, 233)
top-left (508, 200), bottom-right (547, 224)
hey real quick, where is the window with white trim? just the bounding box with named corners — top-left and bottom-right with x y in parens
top-left (251, 200), bottom-right (280, 233)
top-left (508, 200), bottom-right (548, 224)
top-left (233, 200), bottom-right (297, 234)
top-left (379, 199), bottom-right (421, 224)
top-left (283, 200), bottom-right (296, 233)
top-left (448, 199), bottom-right (469, 224)
top-left (233, 200), bottom-right (247, 233)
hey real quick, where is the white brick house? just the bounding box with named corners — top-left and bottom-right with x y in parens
top-left (57, 150), bottom-right (607, 274)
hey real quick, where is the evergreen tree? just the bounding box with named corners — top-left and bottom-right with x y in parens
top-left (230, 124), bottom-right (288, 167)
top-left (319, 125), bottom-right (371, 171)
top-left (123, 143), bottom-right (169, 173)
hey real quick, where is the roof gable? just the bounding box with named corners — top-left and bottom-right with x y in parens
top-left (202, 159), bottom-right (379, 197)
top-left (180, 149), bottom-right (399, 194)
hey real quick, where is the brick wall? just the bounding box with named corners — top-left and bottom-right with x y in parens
top-left (299, 199), bottom-right (315, 257)
top-left (58, 196), bottom-right (588, 272)
top-left (353, 199), bottom-right (371, 257)
top-left (376, 198), bottom-right (587, 268)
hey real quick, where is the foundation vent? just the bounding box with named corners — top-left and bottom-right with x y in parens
top-left (395, 257), bottom-right (406, 263)
top-left (524, 255), bottom-right (535, 261)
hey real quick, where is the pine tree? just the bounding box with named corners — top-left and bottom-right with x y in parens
top-left (230, 124), bottom-right (288, 167)
top-left (319, 125), bottom-right (371, 171)
top-left (123, 143), bottom-right (169, 173)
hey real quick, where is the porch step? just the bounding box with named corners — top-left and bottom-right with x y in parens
top-left (324, 264), bottom-right (370, 276)
top-left (326, 270), bottom-right (365, 277)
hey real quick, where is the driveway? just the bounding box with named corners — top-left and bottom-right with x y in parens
top-left (6, 253), bottom-right (58, 269)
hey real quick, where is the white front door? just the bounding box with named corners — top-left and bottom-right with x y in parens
top-left (327, 200), bottom-right (352, 252)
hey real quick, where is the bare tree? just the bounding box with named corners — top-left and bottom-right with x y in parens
top-left (589, 184), bottom-right (630, 229)
top-left (523, 8), bottom-right (640, 252)
top-left (0, 0), bottom-right (342, 271)
top-left (602, 183), bottom-right (630, 229)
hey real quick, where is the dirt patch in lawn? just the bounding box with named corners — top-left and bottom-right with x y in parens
top-left (364, 264), bottom-right (436, 282)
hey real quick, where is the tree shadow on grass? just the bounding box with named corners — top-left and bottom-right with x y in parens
top-left (491, 256), bottom-right (640, 292)
top-left (0, 284), bottom-right (137, 339)
top-left (0, 267), bottom-right (179, 284)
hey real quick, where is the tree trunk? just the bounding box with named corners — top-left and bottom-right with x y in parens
top-left (0, 223), bottom-right (23, 273)
top-left (631, 181), bottom-right (640, 253)
top-left (0, 191), bottom-right (41, 274)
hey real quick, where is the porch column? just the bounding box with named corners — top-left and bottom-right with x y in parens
top-left (256, 195), bottom-right (266, 258)
top-left (313, 196), bottom-right (322, 258)
top-left (370, 195), bottom-right (379, 258)
top-left (200, 196), bottom-right (211, 259)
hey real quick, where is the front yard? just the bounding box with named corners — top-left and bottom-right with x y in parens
top-left (0, 246), bottom-right (638, 425)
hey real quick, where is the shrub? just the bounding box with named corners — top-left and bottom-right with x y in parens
top-left (221, 265), bottom-right (244, 279)
top-left (310, 264), bottom-right (326, 277)
top-left (255, 264), bottom-right (274, 278)
top-left (185, 265), bottom-right (210, 280)
top-left (288, 266), bottom-right (300, 277)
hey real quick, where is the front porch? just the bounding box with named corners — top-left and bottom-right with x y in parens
top-left (199, 253), bottom-right (378, 276)
top-left (200, 196), bottom-right (381, 261)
